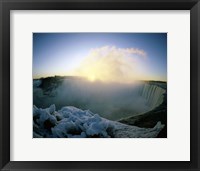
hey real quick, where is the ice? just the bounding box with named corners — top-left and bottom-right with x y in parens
top-left (49, 104), bottom-right (56, 114)
top-left (111, 121), bottom-right (164, 138)
top-left (33, 105), bottom-right (164, 138)
top-left (33, 106), bottom-right (57, 129)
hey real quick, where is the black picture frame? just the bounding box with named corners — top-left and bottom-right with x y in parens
top-left (0, 0), bottom-right (200, 170)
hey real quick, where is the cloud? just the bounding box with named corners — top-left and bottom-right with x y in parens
top-left (117, 47), bottom-right (147, 58)
top-left (70, 46), bottom-right (147, 83)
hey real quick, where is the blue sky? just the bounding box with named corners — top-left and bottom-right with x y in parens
top-left (33, 33), bottom-right (167, 82)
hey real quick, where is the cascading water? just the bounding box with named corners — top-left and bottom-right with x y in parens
top-left (140, 84), bottom-right (166, 110)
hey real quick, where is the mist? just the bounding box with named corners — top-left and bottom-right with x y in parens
top-left (33, 77), bottom-right (154, 120)
top-left (67, 46), bottom-right (148, 83)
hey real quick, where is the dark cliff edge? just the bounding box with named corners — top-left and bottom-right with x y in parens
top-left (119, 82), bottom-right (167, 138)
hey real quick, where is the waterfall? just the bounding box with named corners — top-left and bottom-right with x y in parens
top-left (141, 84), bottom-right (166, 109)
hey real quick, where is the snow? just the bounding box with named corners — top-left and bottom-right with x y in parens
top-left (33, 105), bottom-right (165, 138)
top-left (111, 121), bottom-right (164, 138)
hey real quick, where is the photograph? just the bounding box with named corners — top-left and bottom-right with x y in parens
top-left (33, 33), bottom-right (167, 138)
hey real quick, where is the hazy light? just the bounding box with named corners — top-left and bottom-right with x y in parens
top-left (68, 46), bottom-right (147, 83)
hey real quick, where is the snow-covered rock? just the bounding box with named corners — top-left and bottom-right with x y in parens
top-left (33, 105), bottom-right (164, 138)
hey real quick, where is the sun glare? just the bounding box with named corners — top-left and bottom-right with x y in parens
top-left (88, 74), bottom-right (96, 82)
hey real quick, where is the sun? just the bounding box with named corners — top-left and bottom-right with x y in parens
top-left (88, 74), bottom-right (96, 82)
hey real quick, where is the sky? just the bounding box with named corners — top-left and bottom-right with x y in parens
top-left (33, 33), bottom-right (167, 82)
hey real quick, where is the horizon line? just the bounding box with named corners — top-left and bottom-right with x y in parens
top-left (33, 75), bottom-right (167, 82)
